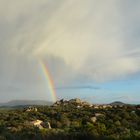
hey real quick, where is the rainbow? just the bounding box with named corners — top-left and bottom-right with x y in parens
top-left (40, 61), bottom-right (57, 102)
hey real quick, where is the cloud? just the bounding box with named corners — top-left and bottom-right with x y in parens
top-left (55, 86), bottom-right (100, 90)
top-left (0, 0), bottom-right (140, 86)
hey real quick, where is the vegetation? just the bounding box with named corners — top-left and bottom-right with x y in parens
top-left (0, 99), bottom-right (140, 140)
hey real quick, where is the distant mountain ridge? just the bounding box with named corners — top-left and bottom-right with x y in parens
top-left (110, 101), bottom-right (125, 106)
top-left (0, 99), bottom-right (134, 107)
top-left (0, 100), bottom-right (53, 107)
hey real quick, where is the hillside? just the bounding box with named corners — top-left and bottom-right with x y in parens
top-left (0, 98), bottom-right (140, 140)
top-left (110, 101), bottom-right (125, 106)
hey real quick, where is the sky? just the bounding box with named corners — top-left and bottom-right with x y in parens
top-left (0, 0), bottom-right (140, 104)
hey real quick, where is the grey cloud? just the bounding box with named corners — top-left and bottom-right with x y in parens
top-left (0, 85), bottom-right (21, 92)
top-left (0, 0), bottom-right (140, 86)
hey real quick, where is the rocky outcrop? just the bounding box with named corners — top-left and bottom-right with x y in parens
top-left (69, 98), bottom-right (82, 104)
top-left (30, 120), bottom-right (51, 129)
top-left (31, 120), bottom-right (43, 129)
top-left (53, 98), bottom-right (92, 108)
top-left (25, 107), bottom-right (38, 112)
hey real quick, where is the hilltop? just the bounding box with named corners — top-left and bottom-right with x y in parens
top-left (110, 101), bottom-right (125, 106)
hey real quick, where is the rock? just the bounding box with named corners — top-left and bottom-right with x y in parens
top-left (95, 113), bottom-right (104, 117)
top-left (31, 120), bottom-right (44, 129)
top-left (47, 122), bottom-right (51, 129)
top-left (42, 122), bottom-right (52, 129)
top-left (91, 117), bottom-right (97, 123)
top-left (69, 98), bottom-right (82, 104)
top-left (25, 107), bottom-right (38, 112)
